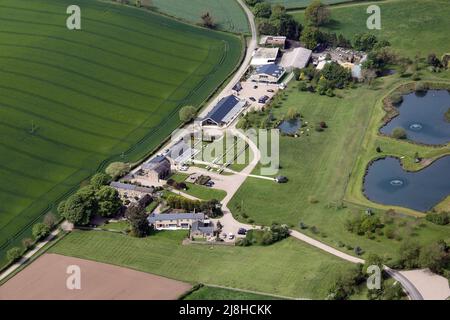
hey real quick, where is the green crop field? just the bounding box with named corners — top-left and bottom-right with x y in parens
top-left (152, 0), bottom-right (250, 34)
top-left (0, 0), bottom-right (242, 267)
top-left (293, 0), bottom-right (450, 58)
top-left (267, 0), bottom-right (355, 9)
top-left (50, 230), bottom-right (354, 299)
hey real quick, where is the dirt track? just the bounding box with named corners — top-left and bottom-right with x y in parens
top-left (0, 254), bottom-right (191, 300)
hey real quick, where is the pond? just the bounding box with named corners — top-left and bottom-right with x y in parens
top-left (380, 90), bottom-right (450, 145)
top-left (278, 119), bottom-right (301, 135)
top-left (363, 156), bottom-right (450, 212)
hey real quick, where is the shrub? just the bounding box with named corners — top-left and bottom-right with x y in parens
top-left (43, 212), bottom-right (57, 228)
top-left (310, 226), bottom-right (319, 234)
top-left (105, 162), bottom-right (130, 180)
top-left (426, 212), bottom-right (449, 225)
top-left (32, 223), bottom-right (50, 241)
top-left (419, 240), bottom-right (449, 273)
top-left (298, 81), bottom-right (308, 91)
top-left (179, 105), bottom-right (197, 122)
top-left (22, 238), bottom-right (34, 250)
top-left (411, 73), bottom-right (421, 81)
top-left (354, 246), bottom-right (364, 256)
top-left (398, 240), bottom-right (421, 269)
top-left (7, 247), bottom-right (22, 262)
top-left (326, 88), bottom-right (334, 97)
top-left (126, 205), bottom-right (151, 238)
top-left (308, 195), bottom-right (319, 204)
top-left (389, 93), bottom-right (403, 105)
top-left (415, 82), bottom-right (427, 93)
top-left (90, 173), bottom-right (111, 189)
top-left (327, 265), bottom-right (365, 300)
top-left (445, 108), bottom-right (450, 123)
top-left (96, 186), bottom-right (123, 217)
top-left (392, 127), bottom-right (407, 139)
top-left (345, 214), bottom-right (382, 235)
top-left (315, 124), bottom-right (324, 132)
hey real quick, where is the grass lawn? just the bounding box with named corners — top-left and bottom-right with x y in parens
top-left (229, 72), bottom-right (450, 261)
top-left (99, 220), bottom-right (130, 232)
top-left (183, 183), bottom-right (227, 201)
top-left (183, 286), bottom-right (282, 300)
top-left (293, 0), bottom-right (450, 58)
top-left (151, 0), bottom-right (250, 34)
top-left (50, 230), bottom-right (355, 299)
top-left (0, 0), bottom-right (242, 267)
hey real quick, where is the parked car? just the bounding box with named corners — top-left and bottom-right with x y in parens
top-left (205, 181), bottom-right (214, 187)
top-left (249, 97), bottom-right (256, 102)
top-left (228, 233), bottom-right (235, 240)
top-left (275, 176), bottom-right (288, 183)
top-left (179, 165), bottom-right (189, 172)
top-left (258, 95), bottom-right (269, 104)
top-left (222, 233), bottom-right (227, 239)
top-left (253, 85), bottom-right (258, 89)
top-left (267, 89), bottom-right (274, 93)
top-left (238, 228), bottom-right (247, 235)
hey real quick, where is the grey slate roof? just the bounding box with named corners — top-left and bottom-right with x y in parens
top-left (191, 220), bottom-right (215, 234)
top-left (147, 213), bottom-right (205, 224)
top-left (142, 156), bottom-right (171, 174)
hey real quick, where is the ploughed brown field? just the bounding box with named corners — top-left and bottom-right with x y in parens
top-left (0, 254), bottom-right (191, 300)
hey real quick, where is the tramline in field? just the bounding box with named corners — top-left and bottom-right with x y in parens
top-left (0, 0), bottom-right (242, 266)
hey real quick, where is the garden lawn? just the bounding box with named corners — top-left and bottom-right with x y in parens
top-left (50, 230), bottom-right (354, 299)
top-left (293, 0), bottom-right (450, 58)
top-left (152, 0), bottom-right (250, 34)
top-left (229, 74), bottom-right (450, 261)
top-left (0, 0), bottom-right (242, 267)
top-left (183, 183), bottom-right (227, 201)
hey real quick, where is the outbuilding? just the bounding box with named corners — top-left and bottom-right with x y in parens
top-left (202, 95), bottom-right (247, 126)
top-left (251, 48), bottom-right (280, 66)
top-left (148, 213), bottom-right (206, 230)
top-left (279, 47), bottom-right (312, 71)
top-left (259, 35), bottom-right (286, 49)
top-left (250, 64), bottom-right (286, 83)
top-left (141, 155), bottom-right (171, 182)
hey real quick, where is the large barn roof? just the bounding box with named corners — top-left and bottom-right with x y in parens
top-left (202, 95), bottom-right (246, 126)
top-left (280, 47), bottom-right (312, 70)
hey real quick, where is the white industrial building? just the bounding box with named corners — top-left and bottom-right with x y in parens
top-left (279, 47), bottom-right (312, 71)
top-left (251, 48), bottom-right (279, 66)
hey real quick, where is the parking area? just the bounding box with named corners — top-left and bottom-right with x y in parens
top-left (235, 81), bottom-right (279, 111)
